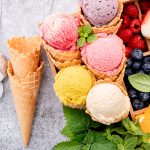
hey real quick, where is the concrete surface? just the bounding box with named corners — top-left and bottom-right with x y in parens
top-left (0, 0), bottom-right (79, 149)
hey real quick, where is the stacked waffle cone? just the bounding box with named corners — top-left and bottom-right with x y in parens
top-left (7, 37), bottom-right (43, 146)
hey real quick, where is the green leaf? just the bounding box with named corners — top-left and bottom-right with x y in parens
top-left (135, 148), bottom-right (144, 150)
top-left (71, 131), bottom-right (87, 143)
top-left (62, 107), bottom-right (91, 138)
top-left (124, 134), bottom-right (138, 149)
top-left (78, 27), bottom-right (83, 34)
top-left (82, 24), bottom-right (92, 35)
top-left (87, 34), bottom-right (97, 43)
top-left (142, 143), bottom-right (150, 150)
top-left (117, 144), bottom-right (125, 150)
top-left (77, 37), bottom-right (86, 48)
top-left (111, 135), bottom-right (123, 145)
top-left (79, 32), bottom-right (86, 37)
top-left (80, 144), bottom-right (90, 150)
top-left (128, 73), bottom-right (150, 92)
top-left (122, 118), bottom-right (131, 131)
top-left (89, 121), bottom-right (101, 129)
top-left (111, 127), bottom-right (126, 135)
top-left (53, 141), bottom-right (81, 150)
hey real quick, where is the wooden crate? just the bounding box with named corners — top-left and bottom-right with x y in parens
top-left (46, 0), bottom-right (150, 121)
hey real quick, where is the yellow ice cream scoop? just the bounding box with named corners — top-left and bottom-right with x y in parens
top-left (54, 65), bottom-right (96, 109)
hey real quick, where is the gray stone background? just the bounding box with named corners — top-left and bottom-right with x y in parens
top-left (0, 0), bottom-right (79, 149)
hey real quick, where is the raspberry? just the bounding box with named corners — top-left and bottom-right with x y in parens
top-left (139, 0), bottom-right (150, 14)
top-left (117, 29), bottom-right (133, 43)
top-left (124, 3), bottom-right (139, 18)
top-left (128, 35), bottom-right (145, 50)
top-left (125, 47), bottom-right (132, 58)
top-left (130, 18), bottom-right (141, 33)
top-left (120, 14), bottom-right (130, 29)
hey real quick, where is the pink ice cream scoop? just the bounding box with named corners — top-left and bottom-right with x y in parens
top-left (81, 34), bottom-right (123, 75)
top-left (39, 14), bottom-right (79, 50)
top-left (81, 0), bottom-right (118, 27)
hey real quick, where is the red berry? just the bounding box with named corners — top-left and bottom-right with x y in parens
top-left (120, 14), bottom-right (130, 29)
top-left (125, 47), bottom-right (132, 58)
top-left (128, 35), bottom-right (145, 50)
top-left (124, 3), bottom-right (139, 18)
top-left (130, 18), bottom-right (141, 33)
top-left (117, 29), bottom-right (133, 43)
top-left (139, 0), bottom-right (150, 14)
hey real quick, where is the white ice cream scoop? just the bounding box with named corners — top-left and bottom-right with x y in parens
top-left (0, 53), bottom-right (7, 78)
top-left (86, 83), bottom-right (130, 125)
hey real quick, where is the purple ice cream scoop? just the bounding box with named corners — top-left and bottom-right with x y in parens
top-left (81, 0), bottom-right (118, 27)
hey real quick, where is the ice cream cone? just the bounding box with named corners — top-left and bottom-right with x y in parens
top-left (45, 47), bottom-right (81, 70)
top-left (7, 61), bottom-right (43, 146)
top-left (80, 0), bottom-right (123, 34)
top-left (7, 37), bottom-right (42, 79)
top-left (43, 41), bottom-right (81, 62)
top-left (84, 47), bottom-right (126, 81)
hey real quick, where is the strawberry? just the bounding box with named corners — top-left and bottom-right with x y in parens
top-left (130, 18), bottom-right (141, 33)
top-left (128, 35), bottom-right (145, 50)
top-left (139, 0), bottom-right (150, 14)
top-left (120, 14), bottom-right (130, 29)
top-left (125, 47), bottom-right (132, 58)
top-left (124, 3), bottom-right (139, 18)
top-left (141, 10), bottom-right (150, 39)
top-left (117, 29), bottom-right (133, 43)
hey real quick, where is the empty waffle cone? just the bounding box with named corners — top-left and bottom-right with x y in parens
top-left (80, 0), bottom-right (123, 34)
top-left (85, 47), bottom-right (126, 81)
top-left (7, 61), bottom-right (43, 146)
top-left (46, 48), bottom-right (81, 70)
top-left (7, 37), bottom-right (42, 78)
top-left (43, 41), bottom-right (81, 62)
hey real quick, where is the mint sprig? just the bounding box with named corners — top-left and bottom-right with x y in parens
top-left (53, 107), bottom-right (150, 150)
top-left (77, 24), bottom-right (97, 48)
top-left (128, 73), bottom-right (150, 92)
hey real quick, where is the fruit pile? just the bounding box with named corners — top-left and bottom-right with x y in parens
top-left (117, 1), bottom-right (150, 57)
top-left (124, 49), bottom-right (150, 110)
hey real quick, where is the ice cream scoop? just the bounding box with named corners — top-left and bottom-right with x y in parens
top-left (54, 65), bottom-right (96, 109)
top-left (81, 0), bottom-right (118, 27)
top-left (86, 82), bottom-right (130, 125)
top-left (81, 34), bottom-right (124, 76)
top-left (39, 13), bottom-right (79, 50)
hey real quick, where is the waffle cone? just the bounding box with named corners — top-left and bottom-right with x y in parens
top-left (46, 48), bottom-right (81, 70)
top-left (7, 61), bottom-right (43, 146)
top-left (43, 41), bottom-right (81, 62)
top-left (84, 47), bottom-right (126, 81)
top-left (80, 0), bottom-right (123, 34)
top-left (7, 37), bottom-right (42, 78)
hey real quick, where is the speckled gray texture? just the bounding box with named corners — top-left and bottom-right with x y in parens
top-left (0, 0), bottom-right (79, 149)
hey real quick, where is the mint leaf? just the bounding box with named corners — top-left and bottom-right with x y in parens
top-left (128, 73), bottom-right (150, 92)
top-left (82, 24), bottom-right (92, 35)
top-left (111, 128), bottom-right (126, 135)
top-left (79, 32), bottom-right (86, 37)
top-left (124, 134), bottom-right (138, 149)
top-left (122, 118), bottom-right (131, 131)
top-left (80, 144), bottom-right (90, 150)
top-left (62, 107), bottom-right (90, 137)
top-left (77, 37), bottom-right (86, 48)
top-left (135, 148), bottom-right (143, 150)
top-left (53, 141), bottom-right (81, 150)
top-left (142, 143), bottom-right (150, 150)
top-left (111, 135), bottom-right (123, 145)
top-left (89, 121), bottom-right (101, 129)
top-left (87, 34), bottom-right (97, 43)
top-left (71, 131), bottom-right (87, 143)
top-left (78, 27), bottom-right (83, 34)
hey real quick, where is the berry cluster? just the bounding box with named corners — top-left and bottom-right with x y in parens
top-left (124, 49), bottom-right (150, 110)
top-left (117, 2), bottom-right (146, 58)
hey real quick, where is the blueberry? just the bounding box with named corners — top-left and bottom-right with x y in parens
top-left (129, 89), bottom-right (138, 99)
top-left (125, 68), bottom-right (134, 76)
top-left (132, 61), bottom-right (142, 70)
top-left (143, 56), bottom-right (150, 63)
top-left (142, 62), bottom-right (150, 73)
top-left (139, 92), bottom-right (150, 102)
top-left (126, 58), bottom-right (133, 68)
top-left (136, 70), bottom-right (145, 74)
top-left (132, 99), bottom-right (145, 110)
top-left (131, 49), bottom-right (143, 61)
